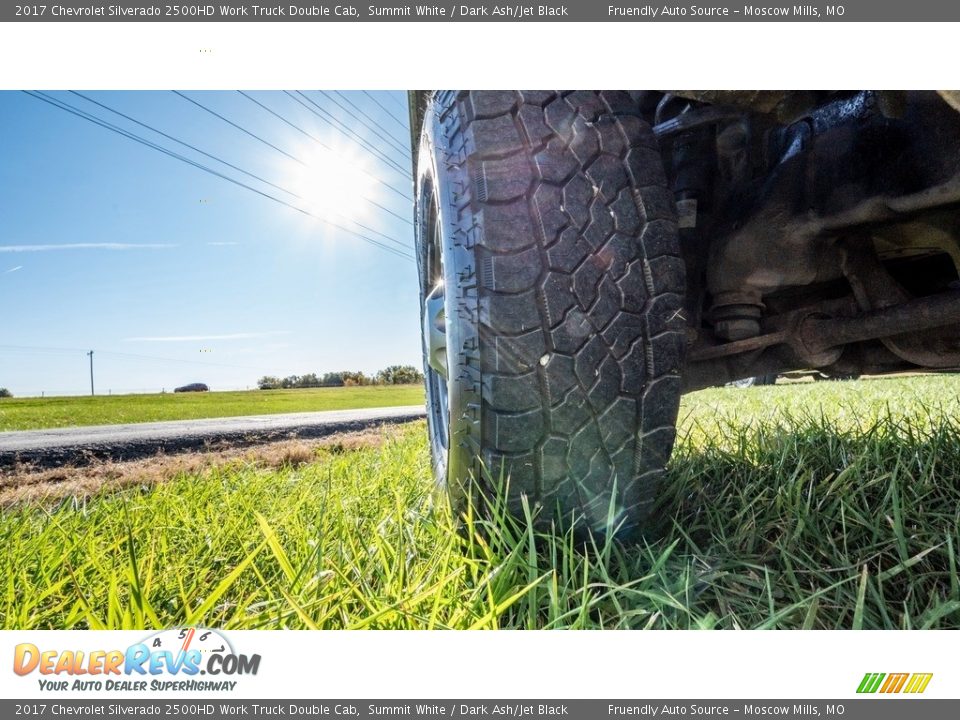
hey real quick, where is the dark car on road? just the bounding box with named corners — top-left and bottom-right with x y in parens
top-left (174, 383), bottom-right (209, 393)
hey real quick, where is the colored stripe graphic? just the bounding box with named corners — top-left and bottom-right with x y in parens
top-left (857, 673), bottom-right (885, 693)
top-left (857, 672), bottom-right (932, 694)
top-left (904, 674), bottom-right (934, 694)
top-left (880, 673), bottom-right (909, 693)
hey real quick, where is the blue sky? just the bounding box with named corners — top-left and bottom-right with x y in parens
top-left (0, 91), bottom-right (420, 396)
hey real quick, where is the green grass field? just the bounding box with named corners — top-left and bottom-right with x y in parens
top-left (0, 385), bottom-right (424, 432)
top-left (4, 375), bottom-right (960, 629)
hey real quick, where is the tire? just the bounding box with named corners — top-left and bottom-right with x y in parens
top-left (415, 91), bottom-right (686, 538)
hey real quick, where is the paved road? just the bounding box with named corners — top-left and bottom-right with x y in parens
top-left (0, 405), bottom-right (426, 468)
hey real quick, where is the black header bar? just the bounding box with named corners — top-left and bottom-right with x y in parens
top-left (2, 1), bottom-right (957, 23)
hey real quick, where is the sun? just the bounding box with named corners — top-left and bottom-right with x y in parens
top-left (287, 146), bottom-right (376, 224)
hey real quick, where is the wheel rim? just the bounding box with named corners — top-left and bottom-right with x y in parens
top-left (423, 207), bottom-right (450, 468)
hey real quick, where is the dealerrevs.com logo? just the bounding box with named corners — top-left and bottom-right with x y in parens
top-left (857, 673), bottom-right (933, 694)
top-left (13, 628), bottom-right (260, 692)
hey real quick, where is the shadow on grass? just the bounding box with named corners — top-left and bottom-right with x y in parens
top-left (468, 407), bottom-right (960, 629)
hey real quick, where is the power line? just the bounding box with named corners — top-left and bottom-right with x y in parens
top-left (329, 90), bottom-right (410, 155)
top-left (25, 91), bottom-right (414, 262)
top-left (71, 91), bottom-right (298, 200)
top-left (0, 345), bottom-right (89, 356)
top-left (310, 90), bottom-right (411, 170)
top-left (385, 92), bottom-right (409, 114)
top-left (0, 344), bottom-right (281, 373)
top-left (235, 90), bottom-right (414, 220)
top-left (100, 348), bottom-right (275, 372)
top-left (69, 91), bottom-right (412, 248)
top-left (176, 90), bottom-right (412, 204)
top-left (286, 91), bottom-right (411, 178)
top-left (35, 91), bottom-right (413, 260)
top-left (172, 89), bottom-right (302, 164)
top-left (363, 90), bottom-right (410, 130)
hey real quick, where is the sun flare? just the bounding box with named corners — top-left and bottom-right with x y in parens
top-left (288, 146), bottom-right (375, 224)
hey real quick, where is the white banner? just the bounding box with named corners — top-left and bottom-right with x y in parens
top-left (1, 630), bottom-right (952, 699)
top-left (0, 22), bottom-right (957, 90)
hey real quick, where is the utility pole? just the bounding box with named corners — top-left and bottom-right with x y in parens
top-left (87, 350), bottom-right (95, 396)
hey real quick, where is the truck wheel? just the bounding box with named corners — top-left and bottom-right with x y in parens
top-left (415, 91), bottom-right (685, 537)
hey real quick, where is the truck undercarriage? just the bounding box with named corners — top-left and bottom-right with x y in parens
top-left (657, 91), bottom-right (960, 390)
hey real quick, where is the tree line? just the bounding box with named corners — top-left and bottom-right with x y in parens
top-left (256, 364), bottom-right (424, 390)
top-left (0, 366), bottom-right (425, 397)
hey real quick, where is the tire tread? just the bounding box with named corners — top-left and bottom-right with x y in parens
top-left (424, 90), bottom-right (685, 534)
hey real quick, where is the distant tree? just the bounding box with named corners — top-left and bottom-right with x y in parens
top-left (341, 371), bottom-right (371, 386)
top-left (321, 372), bottom-right (344, 387)
top-left (259, 367), bottom-right (423, 391)
top-left (0, 388), bottom-right (12, 398)
top-left (376, 365), bottom-right (424, 385)
top-left (298, 372), bottom-right (322, 388)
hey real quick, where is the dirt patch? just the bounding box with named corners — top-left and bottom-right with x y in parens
top-left (0, 425), bottom-right (398, 508)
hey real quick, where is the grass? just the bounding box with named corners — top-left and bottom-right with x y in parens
top-left (0, 385), bottom-right (425, 432)
top-left (3, 375), bottom-right (960, 629)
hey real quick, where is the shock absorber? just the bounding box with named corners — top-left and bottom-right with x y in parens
top-left (654, 94), bottom-right (718, 339)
